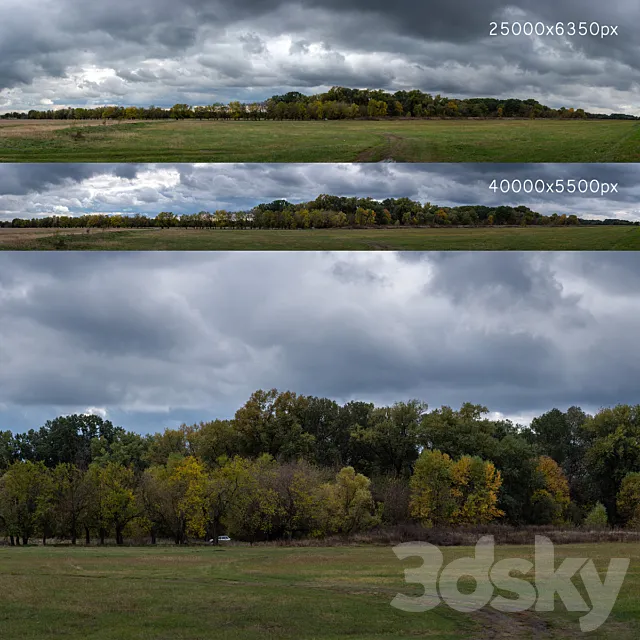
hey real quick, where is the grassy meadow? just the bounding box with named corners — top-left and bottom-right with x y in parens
top-left (0, 543), bottom-right (638, 639)
top-left (0, 119), bottom-right (638, 162)
top-left (2, 226), bottom-right (640, 251)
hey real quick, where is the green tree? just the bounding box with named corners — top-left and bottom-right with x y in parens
top-left (584, 502), bottom-right (608, 529)
top-left (187, 420), bottom-right (241, 466)
top-left (223, 456), bottom-right (281, 543)
top-left (0, 461), bottom-right (51, 545)
top-left (350, 400), bottom-right (426, 477)
top-left (234, 389), bottom-right (314, 460)
top-left (85, 463), bottom-right (138, 545)
top-left (145, 427), bottom-right (191, 466)
top-left (583, 405), bottom-right (640, 522)
top-left (0, 431), bottom-right (17, 471)
top-left (51, 463), bottom-right (90, 544)
top-left (169, 104), bottom-right (192, 120)
top-left (156, 211), bottom-right (177, 229)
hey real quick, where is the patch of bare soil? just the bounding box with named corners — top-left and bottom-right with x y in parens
top-left (470, 608), bottom-right (570, 640)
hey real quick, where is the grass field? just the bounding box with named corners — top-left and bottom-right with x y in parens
top-left (0, 543), bottom-right (638, 639)
top-left (0, 119), bottom-right (638, 162)
top-left (2, 226), bottom-right (640, 251)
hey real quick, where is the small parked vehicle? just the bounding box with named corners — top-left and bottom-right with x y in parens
top-left (217, 536), bottom-right (231, 542)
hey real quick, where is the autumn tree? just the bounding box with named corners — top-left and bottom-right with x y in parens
top-left (420, 404), bottom-right (540, 524)
top-left (139, 455), bottom-right (207, 544)
top-left (318, 466), bottom-right (378, 535)
top-left (450, 455), bottom-right (503, 525)
top-left (530, 456), bottom-right (570, 525)
top-left (354, 207), bottom-right (376, 226)
top-left (617, 473), bottom-right (640, 528)
top-left (223, 455), bottom-right (281, 543)
top-left (272, 460), bottom-right (327, 538)
top-left (410, 450), bottom-right (455, 526)
top-left (410, 450), bottom-right (503, 527)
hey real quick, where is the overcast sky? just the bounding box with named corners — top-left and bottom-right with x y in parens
top-left (2, 163), bottom-right (640, 223)
top-left (1, 252), bottom-right (639, 434)
top-left (1, 0), bottom-right (639, 114)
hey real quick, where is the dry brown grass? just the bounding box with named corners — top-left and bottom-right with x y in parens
top-left (262, 525), bottom-right (640, 547)
top-left (0, 119), bottom-right (145, 137)
top-left (0, 227), bottom-right (132, 246)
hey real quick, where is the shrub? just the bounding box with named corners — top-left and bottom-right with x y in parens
top-left (584, 502), bottom-right (608, 529)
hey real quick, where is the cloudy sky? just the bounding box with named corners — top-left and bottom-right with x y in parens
top-left (2, 163), bottom-right (639, 223)
top-left (1, 251), bottom-right (639, 434)
top-left (1, 0), bottom-right (638, 114)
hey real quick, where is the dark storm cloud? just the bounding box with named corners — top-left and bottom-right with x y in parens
top-left (1, 163), bottom-right (639, 223)
top-left (425, 253), bottom-right (579, 314)
top-left (0, 164), bottom-right (143, 196)
top-left (1, 252), bottom-right (640, 433)
top-left (0, 0), bottom-right (638, 113)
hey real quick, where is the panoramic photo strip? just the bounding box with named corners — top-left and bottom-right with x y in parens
top-left (2, 163), bottom-right (639, 250)
top-left (1, 0), bottom-right (638, 162)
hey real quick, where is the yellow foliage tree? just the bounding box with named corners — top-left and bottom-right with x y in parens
top-left (170, 456), bottom-right (208, 538)
top-left (617, 473), bottom-right (640, 528)
top-left (318, 466), bottom-right (378, 535)
top-left (409, 450), bottom-right (455, 527)
top-left (410, 450), bottom-right (504, 527)
top-left (223, 455), bottom-right (281, 543)
top-left (450, 456), bottom-right (504, 525)
top-left (531, 456), bottom-right (570, 525)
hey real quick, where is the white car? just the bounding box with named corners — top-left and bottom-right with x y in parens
top-left (217, 536), bottom-right (231, 542)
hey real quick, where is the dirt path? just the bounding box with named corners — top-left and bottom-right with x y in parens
top-left (356, 132), bottom-right (406, 162)
top-left (469, 608), bottom-right (557, 639)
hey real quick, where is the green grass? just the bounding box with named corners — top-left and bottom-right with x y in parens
top-left (0, 543), bottom-right (638, 639)
top-left (0, 119), bottom-right (638, 162)
top-left (3, 226), bottom-right (640, 251)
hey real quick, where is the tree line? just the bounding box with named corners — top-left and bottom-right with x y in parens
top-left (4, 196), bottom-right (635, 230)
top-left (1, 87), bottom-right (636, 121)
top-left (2, 391), bottom-right (640, 545)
